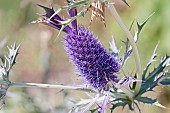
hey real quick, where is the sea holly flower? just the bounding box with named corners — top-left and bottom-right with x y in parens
top-left (65, 25), bottom-right (122, 89)
top-left (36, 5), bottom-right (123, 91)
top-left (34, 3), bottom-right (140, 112)
top-left (34, 2), bottom-right (170, 113)
top-left (0, 1), bottom-right (169, 113)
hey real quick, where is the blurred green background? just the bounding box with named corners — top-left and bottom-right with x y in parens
top-left (0, 0), bottom-right (170, 113)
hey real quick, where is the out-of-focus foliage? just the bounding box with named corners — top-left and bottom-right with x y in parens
top-left (0, 0), bottom-right (170, 113)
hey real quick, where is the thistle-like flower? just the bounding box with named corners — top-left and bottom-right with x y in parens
top-left (35, 3), bottom-right (170, 113)
top-left (36, 5), bottom-right (121, 90)
top-left (64, 25), bottom-right (120, 89)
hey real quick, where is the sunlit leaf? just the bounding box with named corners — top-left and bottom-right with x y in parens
top-left (153, 101), bottom-right (166, 109)
top-left (142, 42), bottom-right (159, 79)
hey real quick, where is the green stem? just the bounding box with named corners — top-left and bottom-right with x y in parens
top-left (109, 4), bottom-right (142, 94)
top-left (0, 81), bottom-right (96, 93)
top-left (114, 81), bottom-right (134, 99)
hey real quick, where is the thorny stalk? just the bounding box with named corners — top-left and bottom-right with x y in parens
top-left (109, 4), bottom-right (142, 95)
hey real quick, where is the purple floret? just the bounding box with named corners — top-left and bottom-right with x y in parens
top-left (64, 26), bottom-right (120, 89)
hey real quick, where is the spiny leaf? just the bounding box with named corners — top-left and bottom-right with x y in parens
top-left (146, 56), bottom-right (170, 82)
top-left (137, 55), bottom-right (169, 96)
top-left (37, 4), bottom-right (54, 18)
top-left (153, 101), bottom-right (166, 109)
top-left (142, 42), bottom-right (159, 80)
top-left (138, 73), bottom-right (165, 96)
top-left (123, 13), bottom-right (153, 65)
top-left (121, 0), bottom-right (130, 7)
top-left (125, 12), bottom-right (154, 60)
top-left (136, 96), bottom-right (156, 104)
top-left (7, 43), bottom-right (20, 71)
top-left (0, 43), bottom-right (20, 81)
top-left (137, 80), bottom-right (158, 97)
top-left (111, 98), bottom-right (133, 112)
top-left (110, 101), bottom-right (127, 112)
top-left (0, 43), bottom-right (20, 108)
top-left (137, 12), bottom-right (155, 36)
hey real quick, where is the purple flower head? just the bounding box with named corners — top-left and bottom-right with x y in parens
top-left (38, 5), bottom-right (121, 90)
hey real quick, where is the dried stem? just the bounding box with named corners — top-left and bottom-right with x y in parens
top-left (109, 4), bottom-right (142, 95)
top-left (0, 81), bottom-right (96, 93)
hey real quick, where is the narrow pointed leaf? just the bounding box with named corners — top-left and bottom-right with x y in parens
top-left (37, 4), bottom-right (55, 18)
top-left (146, 56), bottom-right (170, 82)
top-left (154, 101), bottom-right (166, 109)
top-left (142, 42), bottom-right (159, 79)
top-left (121, 0), bottom-right (130, 7)
top-left (137, 12), bottom-right (155, 35)
top-left (136, 96), bottom-right (156, 104)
